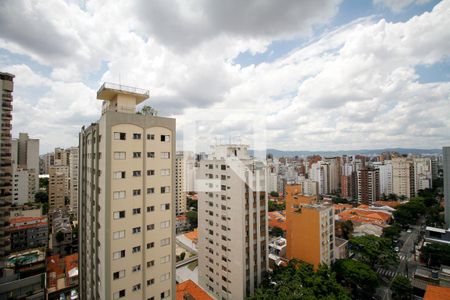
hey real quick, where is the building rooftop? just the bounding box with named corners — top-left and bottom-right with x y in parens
top-left (423, 285), bottom-right (450, 300)
top-left (176, 279), bottom-right (213, 300)
top-left (97, 82), bottom-right (149, 103)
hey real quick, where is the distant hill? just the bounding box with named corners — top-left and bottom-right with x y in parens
top-left (251, 148), bottom-right (442, 157)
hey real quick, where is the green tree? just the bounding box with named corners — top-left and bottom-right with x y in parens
top-left (269, 191), bottom-right (279, 197)
top-left (383, 224), bottom-right (402, 241)
top-left (421, 243), bottom-right (450, 267)
top-left (249, 260), bottom-right (350, 300)
top-left (187, 197), bottom-right (198, 211)
top-left (39, 178), bottom-right (49, 191)
top-left (268, 201), bottom-right (285, 212)
top-left (391, 275), bottom-right (412, 300)
top-left (34, 191), bottom-right (48, 204)
top-left (270, 226), bottom-right (284, 237)
top-left (55, 231), bottom-right (65, 243)
top-left (388, 193), bottom-right (398, 201)
top-left (333, 259), bottom-right (378, 298)
top-left (186, 211), bottom-right (198, 229)
top-left (138, 105), bottom-right (158, 116)
top-left (341, 220), bottom-right (354, 240)
top-left (349, 235), bottom-right (398, 268)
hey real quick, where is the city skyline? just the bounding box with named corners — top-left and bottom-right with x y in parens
top-left (1, 0), bottom-right (450, 153)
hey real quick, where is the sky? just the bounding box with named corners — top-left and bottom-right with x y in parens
top-left (1, 0), bottom-right (450, 153)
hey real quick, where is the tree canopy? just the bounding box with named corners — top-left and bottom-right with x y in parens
top-left (349, 235), bottom-right (398, 268)
top-left (270, 226), bottom-right (284, 237)
top-left (333, 259), bottom-right (378, 298)
top-left (421, 243), bottom-right (450, 267)
top-left (249, 260), bottom-right (350, 300)
top-left (137, 105), bottom-right (158, 116)
top-left (391, 275), bottom-right (412, 300)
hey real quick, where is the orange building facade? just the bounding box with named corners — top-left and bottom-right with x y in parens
top-left (285, 184), bottom-right (335, 270)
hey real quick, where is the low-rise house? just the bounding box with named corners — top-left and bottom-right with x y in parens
top-left (334, 237), bottom-right (349, 259)
top-left (9, 216), bottom-right (48, 251)
top-left (46, 253), bottom-right (79, 300)
top-left (269, 237), bottom-right (287, 257)
top-left (176, 214), bottom-right (189, 233)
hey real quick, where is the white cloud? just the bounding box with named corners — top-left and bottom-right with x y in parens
top-left (1, 0), bottom-right (450, 153)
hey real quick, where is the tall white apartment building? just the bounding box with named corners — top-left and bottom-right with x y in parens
top-left (392, 157), bottom-right (413, 199)
top-left (373, 161), bottom-right (393, 196)
top-left (79, 83), bottom-right (175, 300)
top-left (268, 172), bottom-right (278, 193)
top-left (310, 161), bottom-right (330, 195)
top-left (175, 152), bottom-right (186, 215)
top-left (413, 157), bottom-right (432, 194)
top-left (198, 144), bottom-right (268, 299)
top-left (299, 178), bottom-right (319, 196)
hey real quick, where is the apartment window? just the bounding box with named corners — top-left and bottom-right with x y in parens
top-left (160, 238), bottom-right (170, 247)
top-left (161, 290), bottom-right (170, 299)
top-left (113, 230), bottom-right (125, 240)
top-left (147, 242), bottom-right (155, 249)
top-left (160, 203), bottom-right (170, 211)
top-left (160, 220), bottom-right (170, 229)
top-left (132, 265), bottom-right (141, 272)
top-left (113, 250), bottom-right (125, 260)
top-left (132, 246), bottom-right (141, 253)
top-left (113, 211), bottom-right (125, 220)
top-left (113, 270), bottom-right (125, 280)
top-left (133, 152), bottom-right (142, 158)
top-left (161, 186), bottom-right (170, 194)
top-left (161, 152), bottom-right (170, 159)
top-left (133, 189), bottom-right (141, 196)
top-left (148, 298), bottom-right (155, 300)
top-left (147, 134), bottom-right (155, 140)
top-left (132, 284), bottom-right (141, 292)
top-left (113, 289), bottom-right (126, 299)
top-left (113, 132), bottom-right (126, 140)
top-left (113, 191), bottom-right (126, 199)
top-left (147, 206), bottom-right (155, 212)
top-left (147, 260), bottom-right (155, 268)
top-left (147, 278), bottom-right (155, 286)
top-left (133, 170), bottom-right (141, 177)
top-left (160, 272), bottom-right (170, 282)
top-left (113, 171), bottom-right (125, 179)
top-left (221, 165), bottom-right (226, 170)
top-left (160, 168), bottom-right (170, 176)
top-left (160, 135), bottom-right (170, 142)
top-left (147, 169), bottom-right (155, 176)
top-left (147, 188), bottom-right (155, 194)
top-left (132, 227), bottom-right (141, 234)
top-left (147, 152), bottom-right (155, 158)
top-left (133, 133), bottom-right (141, 140)
top-left (160, 255), bottom-right (170, 264)
top-left (147, 224), bottom-right (155, 231)
top-left (114, 152), bottom-right (126, 160)
top-left (132, 208), bottom-right (141, 215)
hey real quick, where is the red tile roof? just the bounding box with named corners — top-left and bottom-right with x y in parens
top-left (176, 280), bottom-right (213, 300)
top-left (424, 285), bottom-right (450, 300)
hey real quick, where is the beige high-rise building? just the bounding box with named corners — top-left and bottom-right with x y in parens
top-left (79, 83), bottom-right (175, 300)
top-left (11, 133), bottom-right (40, 204)
top-left (198, 144), bottom-right (268, 299)
top-left (175, 152), bottom-right (186, 215)
top-left (49, 165), bottom-right (69, 210)
top-left (68, 146), bottom-right (79, 216)
top-left (392, 157), bottom-right (413, 199)
top-left (0, 72), bottom-right (14, 261)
